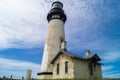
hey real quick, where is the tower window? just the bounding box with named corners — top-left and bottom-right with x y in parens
top-left (57, 63), bottom-right (60, 74)
top-left (65, 61), bottom-right (68, 73)
top-left (57, 15), bottom-right (60, 18)
top-left (52, 15), bottom-right (55, 18)
top-left (55, 15), bottom-right (58, 18)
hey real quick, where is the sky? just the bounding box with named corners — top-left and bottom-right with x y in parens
top-left (0, 0), bottom-right (120, 79)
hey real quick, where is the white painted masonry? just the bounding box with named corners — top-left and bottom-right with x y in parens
top-left (41, 19), bottom-right (65, 72)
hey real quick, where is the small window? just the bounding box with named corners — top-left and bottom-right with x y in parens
top-left (57, 63), bottom-right (59, 74)
top-left (65, 61), bottom-right (68, 73)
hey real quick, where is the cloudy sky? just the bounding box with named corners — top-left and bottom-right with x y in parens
top-left (0, 0), bottom-right (120, 79)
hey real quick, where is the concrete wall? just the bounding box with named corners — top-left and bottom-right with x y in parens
top-left (93, 64), bottom-right (102, 78)
top-left (74, 59), bottom-right (102, 79)
top-left (53, 53), bottom-right (74, 79)
top-left (74, 58), bottom-right (89, 79)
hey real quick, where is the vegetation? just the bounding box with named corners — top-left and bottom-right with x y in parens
top-left (0, 77), bottom-right (120, 80)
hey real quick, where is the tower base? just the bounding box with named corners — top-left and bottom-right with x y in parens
top-left (37, 72), bottom-right (53, 79)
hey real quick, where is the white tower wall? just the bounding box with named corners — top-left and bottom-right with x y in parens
top-left (41, 19), bottom-right (65, 72)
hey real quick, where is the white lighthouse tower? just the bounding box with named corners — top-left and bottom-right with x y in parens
top-left (37, 1), bottom-right (67, 79)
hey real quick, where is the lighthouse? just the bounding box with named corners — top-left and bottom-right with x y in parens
top-left (37, 1), bottom-right (67, 79)
top-left (37, 1), bottom-right (103, 79)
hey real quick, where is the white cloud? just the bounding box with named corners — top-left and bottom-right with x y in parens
top-left (0, 0), bottom-right (119, 51)
top-left (102, 68), bottom-right (120, 78)
top-left (0, 0), bottom-right (101, 49)
top-left (102, 65), bottom-right (113, 71)
top-left (0, 0), bottom-right (50, 49)
top-left (102, 65), bottom-right (120, 78)
top-left (0, 57), bottom-right (40, 79)
top-left (104, 73), bottom-right (120, 78)
top-left (101, 52), bottom-right (120, 63)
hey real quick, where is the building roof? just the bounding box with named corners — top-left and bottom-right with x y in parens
top-left (51, 49), bottom-right (101, 64)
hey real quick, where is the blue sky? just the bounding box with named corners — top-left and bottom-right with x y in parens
top-left (0, 0), bottom-right (120, 79)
